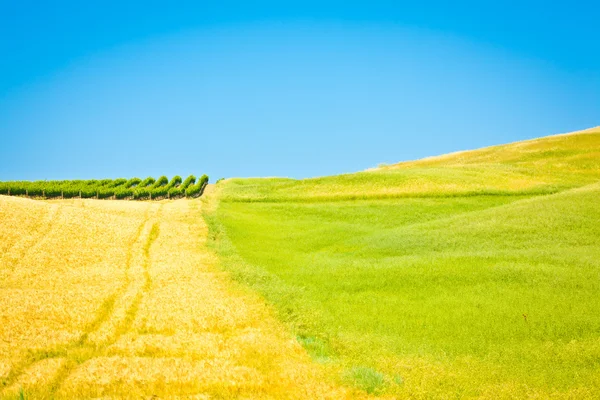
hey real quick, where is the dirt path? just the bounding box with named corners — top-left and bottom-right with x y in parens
top-left (0, 195), bottom-right (361, 399)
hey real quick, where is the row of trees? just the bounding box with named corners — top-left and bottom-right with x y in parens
top-left (0, 174), bottom-right (209, 200)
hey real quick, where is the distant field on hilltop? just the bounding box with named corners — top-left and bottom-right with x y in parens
top-left (206, 127), bottom-right (600, 397)
top-left (220, 126), bottom-right (600, 202)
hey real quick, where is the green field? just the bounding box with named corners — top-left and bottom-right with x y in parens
top-left (204, 127), bottom-right (600, 397)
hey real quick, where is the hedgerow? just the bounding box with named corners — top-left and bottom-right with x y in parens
top-left (115, 188), bottom-right (134, 199)
top-left (139, 177), bottom-right (155, 187)
top-left (45, 186), bottom-right (62, 198)
top-left (151, 176), bottom-right (169, 188)
top-left (0, 174), bottom-right (209, 201)
top-left (10, 186), bottom-right (27, 196)
top-left (167, 176), bottom-right (182, 189)
top-left (185, 174), bottom-right (209, 197)
top-left (150, 186), bottom-right (169, 199)
top-left (168, 187), bottom-right (183, 198)
top-left (81, 188), bottom-right (98, 198)
top-left (97, 188), bottom-right (115, 199)
top-left (108, 178), bottom-right (128, 188)
top-left (134, 187), bottom-right (154, 200)
top-left (97, 179), bottom-right (113, 187)
top-left (62, 187), bottom-right (80, 198)
top-left (181, 175), bottom-right (196, 190)
top-left (124, 177), bottom-right (142, 188)
top-left (26, 185), bottom-right (42, 197)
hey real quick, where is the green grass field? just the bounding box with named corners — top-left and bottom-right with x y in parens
top-left (205, 127), bottom-right (600, 398)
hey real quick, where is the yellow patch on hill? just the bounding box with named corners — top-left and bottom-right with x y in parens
top-left (384, 126), bottom-right (600, 171)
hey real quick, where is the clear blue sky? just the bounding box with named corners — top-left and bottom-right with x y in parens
top-left (1, 1), bottom-right (598, 180)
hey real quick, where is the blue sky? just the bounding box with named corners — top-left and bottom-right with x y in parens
top-left (1, 1), bottom-right (598, 180)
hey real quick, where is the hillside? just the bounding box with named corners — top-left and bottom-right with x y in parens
top-left (220, 126), bottom-right (600, 202)
top-left (2, 127), bottom-right (598, 398)
top-left (385, 126), bottom-right (600, 169)
top-left (207, 127), bottom-right (600, 398)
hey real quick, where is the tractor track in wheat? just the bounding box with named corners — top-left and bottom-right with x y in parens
top-left (0, 195), bottom-right (367, 399)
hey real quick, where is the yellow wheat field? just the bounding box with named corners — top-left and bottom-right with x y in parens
top-left (0, 189), bottom-right (366, 399)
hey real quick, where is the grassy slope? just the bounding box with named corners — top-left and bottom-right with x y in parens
top-left (220, 126), bottom-right (600, 202)
top-left (207, 127), bottom-right (600, 397)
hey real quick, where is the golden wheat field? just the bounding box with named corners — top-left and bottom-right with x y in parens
top-left (0, 187), bottom-right (367, 399)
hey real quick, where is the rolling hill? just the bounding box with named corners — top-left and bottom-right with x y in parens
top-left (219, 126), bottom-right (600, 202)
top-left (207, 126), bottom-right (600, 398)
top-left (1, 126), bottom-right (598, 398)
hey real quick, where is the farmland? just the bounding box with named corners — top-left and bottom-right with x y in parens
top-left (0, 192), bottom-right (360, 399)
top-left (207, 127), bottom-right (600, 397)
top-left (1, 126), bottom-right (599, 398)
